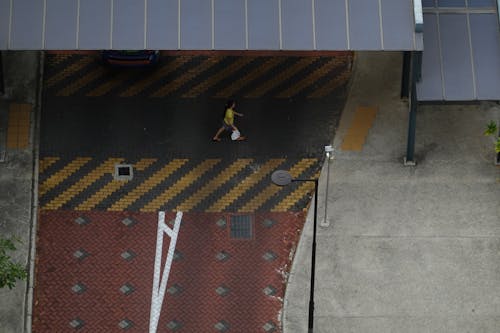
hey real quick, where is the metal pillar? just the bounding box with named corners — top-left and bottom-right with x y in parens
top-left (271, 170), bottom-right (319, 332)
top-left (0, 52), bottom-right (4, 95)
top-left (405, 51), bottom-right (422, 165)
top-left (401, 51), bottom-right (411, 98)
top-left (321, 145), bottom-right (334, 227)
top-left (307, 178), bottom-right (318, 333)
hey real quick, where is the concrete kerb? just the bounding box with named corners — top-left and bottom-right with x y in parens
top-left (25, 51), bottom-right (44, 333)
top-left (281, 52), bottom-right (361, 333)
top-left (281, 52), bottom-right (361, 332)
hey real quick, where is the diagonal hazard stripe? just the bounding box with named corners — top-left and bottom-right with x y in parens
top-left (175, 159), bottom-right (253, 212)
top-left (43, 158), bottom-right (123, 210)
top-left (75, 158), bottom-right (156, 211)
top-left (214, 58), bottom-right (286, 98)
top-left (308, 68), bottom-right (351, 98)
top-left (45, 57), bottom-right (94, 88)
top-left (181, 57), bottom-right (256, 98)
top-left (276, 59), bottom-right (342, 98)
top-left (238, 186), bottom-right (280, 213)
top-left (46, 54), bottom-right (71, 66)
top-left (86, 72), bottom-right (131, 97)
top-left (150, 57), bottom-right (223, 98)
top-left (272, 182), bottom-right (314, 212)
top-left (141, 159), bottom-right (220, 212)
top-left (56, 67), bottom-right (106, 96)
top-left (206, 159), bottom-right (285, 213)
top-left (39, 157), bottom-right (92, 197)
top-left (240, 158), bottom-right (317, 212)
top-left (244, 58), bottom-right (315, 98)
top-left (39, 157), bottom-right (59, 174)
top-left (272, 162), bottom-right (320, 212)
top-left (108, 159), bottom-right (188, 211)
top-left (120, 57), bottom-right (192, 97)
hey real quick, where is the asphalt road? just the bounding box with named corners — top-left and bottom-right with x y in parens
top-left (41, 96), bottom-right (344, 158)
top-left (40, 53), bottom-right (351, 159)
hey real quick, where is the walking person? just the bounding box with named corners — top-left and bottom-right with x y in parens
top-left (212, 100), bottom-right (246, 142)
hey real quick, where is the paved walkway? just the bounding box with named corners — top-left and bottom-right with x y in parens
top-left (0, 51), bottom-right (41, 333)
top-left (284, 52), bottom-right (500, 332)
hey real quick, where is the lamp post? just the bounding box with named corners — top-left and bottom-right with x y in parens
top-left (271, 170), bottom-right (318, 333)
top-left (322, 145), bottom-right (334, 227)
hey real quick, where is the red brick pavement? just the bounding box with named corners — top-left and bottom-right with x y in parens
top-left (33, 210), bottom-right (305, 332)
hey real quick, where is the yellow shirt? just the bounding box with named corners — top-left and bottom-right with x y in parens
top-left (224, 108), bottom-right (234, 125)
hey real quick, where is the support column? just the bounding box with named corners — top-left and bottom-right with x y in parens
top-left (400, 51), bottom-right (411, 98)
top-left (404, 51), bottom-right (422, 166)
top-left (0, 52), bottom-right (4, 96)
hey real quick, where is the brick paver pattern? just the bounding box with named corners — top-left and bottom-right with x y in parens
top-left (33, 51), bottom-right (353, 332)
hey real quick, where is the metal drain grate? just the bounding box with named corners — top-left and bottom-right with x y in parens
top-left (230, 215), bottom-right (253, 239)
top-left (114, 164), bottom-right (133, 181)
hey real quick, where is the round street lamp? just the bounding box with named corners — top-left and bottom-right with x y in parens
top-left (271, 170), bottom-right (318, 333)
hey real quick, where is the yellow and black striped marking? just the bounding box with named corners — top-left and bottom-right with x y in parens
top-left (44, 53), bottom-right (353, 99)
top-left (38, 156), bottom-right (320, 212)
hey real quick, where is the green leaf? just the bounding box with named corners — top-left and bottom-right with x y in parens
top-left (484, 121), bottom-right (498, 136)
top-left (0, 237), bottom-right (27, 289)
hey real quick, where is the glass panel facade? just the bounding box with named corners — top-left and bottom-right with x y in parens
top-left (425, 0), bottom-right (496, 7)
top-left (438, 0), bottom-right (466, 6)
top-left (422, 0), bottom-right (436, 7)
top-left (468, 0), bottom-right (496, 7)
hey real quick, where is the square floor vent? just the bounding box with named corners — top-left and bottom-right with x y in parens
top-left (114, 164), bottom-right (133, 181)
top-left (230, 215), bottom-right (253, 240)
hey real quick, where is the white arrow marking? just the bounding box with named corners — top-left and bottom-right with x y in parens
top-left (149, 211), bottom-right (183, 333)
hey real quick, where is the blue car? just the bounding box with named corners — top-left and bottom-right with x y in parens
top-left (101, 50), bottom-right (160, 67)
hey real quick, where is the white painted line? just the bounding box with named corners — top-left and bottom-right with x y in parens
top-left (149, 211), bottom-right (183, 333)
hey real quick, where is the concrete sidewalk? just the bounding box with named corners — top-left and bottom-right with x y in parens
top-left (283, 52), bottom-right (500, 333)
top-left (0, 51), bottom-right (41, 333)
